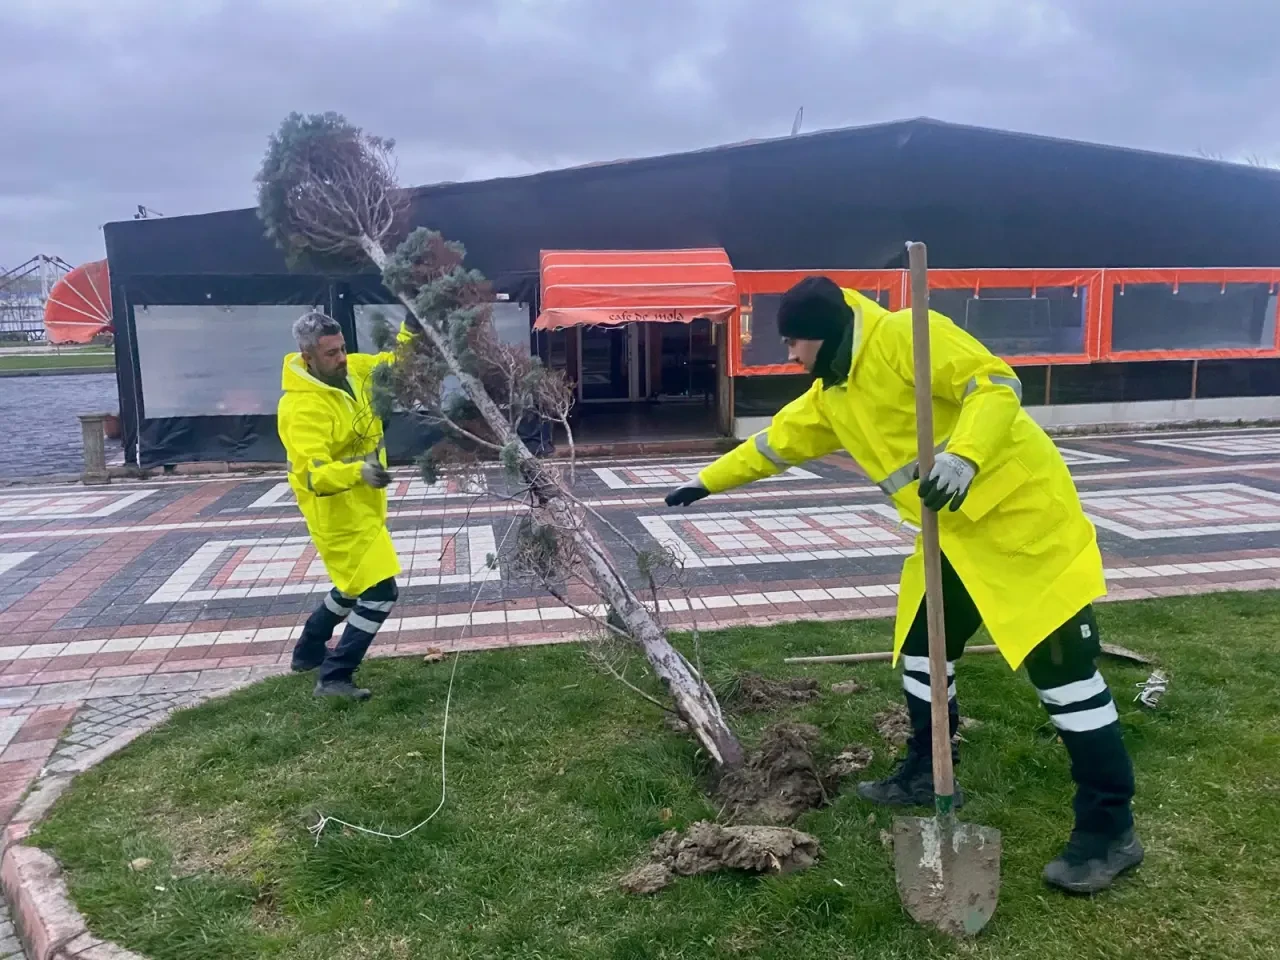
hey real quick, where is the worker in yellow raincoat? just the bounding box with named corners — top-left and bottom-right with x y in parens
top-left (278, 310), bottom-right (417, 700)
top-left (665, 277), bottom-right (1141, 895)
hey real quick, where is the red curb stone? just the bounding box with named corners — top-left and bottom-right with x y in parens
top-left (2, 843), bottom-right (87, 960)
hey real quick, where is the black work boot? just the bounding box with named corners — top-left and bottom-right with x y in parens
top-left (1043, 828), bottom-right (1144, 895)
top-left (291, 653), bottom-right (323, 673)
top-left (314, 679), bottom-right (372, 701)
top-left (855, 748), bottom-right (964, 809)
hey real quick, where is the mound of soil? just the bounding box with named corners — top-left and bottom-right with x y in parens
top-left (826, 744), bottom-right (874, 779)
top-left (620, 821), bottom-right (822, 894)
top-left (725, 673), bottom-right (820, 713)
top-left (714, 722), bottom-right (878, 825)
top-left (874, 704), bottom-right (981, 748)
top-left (716, 723), bottom-right (829, 825)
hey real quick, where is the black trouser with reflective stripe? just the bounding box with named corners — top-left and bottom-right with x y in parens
top-left (293, 577), bottom-right (399, 684)
top-left (899, 554), bottom-right (1135, 838)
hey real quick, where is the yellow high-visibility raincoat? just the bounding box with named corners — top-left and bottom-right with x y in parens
top-left (277, 324), bottom-right (416, 598)
top-left (699, 289), bottom-right (1105, 669)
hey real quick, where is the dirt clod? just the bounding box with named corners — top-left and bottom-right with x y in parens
top-left (830, 680), bottom-right (864, 695)
top-left (619, 862), bottom-right (673, 895)
top-left (716, 723), bottom-right (828, 825)
top-left (726, 673), bottom-right (820, 713)
top-left (621, 821), bottom-right (822, 894)
top-left (826, 744), bottom-right (874, 779)
top-left (874, 705), bottom-right (912, 749)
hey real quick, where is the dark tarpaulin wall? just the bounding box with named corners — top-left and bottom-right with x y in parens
top-left (104, 118), bottom-right (1280, 464)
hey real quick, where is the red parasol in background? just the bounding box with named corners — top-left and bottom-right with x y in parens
top-left (44, 259), bottom-right (112, 344)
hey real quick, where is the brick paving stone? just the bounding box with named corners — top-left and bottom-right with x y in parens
top-left (45, 692), bottom-right (210, 774)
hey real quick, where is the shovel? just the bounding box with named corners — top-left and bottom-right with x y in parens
top-left (892, 241), bottom-right (1002, 938)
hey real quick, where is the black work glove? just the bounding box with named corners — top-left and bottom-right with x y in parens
top-left (360, 462), bottom-right (393, 489)
top-left (915, 453), bottom-right (977, 512)
top-left (402, 313), bottom-right (424, 334)
top-left (665, 482), bottom-right (710, 508)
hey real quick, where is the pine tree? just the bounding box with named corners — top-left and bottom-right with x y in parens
top-left (256, 113), bottom-right (743, 768)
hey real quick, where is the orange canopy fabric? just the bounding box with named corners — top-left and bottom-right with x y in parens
top-left (44, 259), bottom-right (112, 344)
top-left (534, 248), bottom-right (737, 331)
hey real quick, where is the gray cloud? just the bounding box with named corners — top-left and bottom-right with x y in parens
top-left (2, 0), bottom-right (1278, 267)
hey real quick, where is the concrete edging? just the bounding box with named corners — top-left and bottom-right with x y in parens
top-left (0, 697), bottom-right (248, 959)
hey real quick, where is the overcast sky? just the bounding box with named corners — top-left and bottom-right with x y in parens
top-left (3, 0), bottom-right (1277, 268)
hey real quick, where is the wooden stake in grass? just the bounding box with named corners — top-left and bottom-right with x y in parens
top-left (256, 112), bottom-right (743, 768)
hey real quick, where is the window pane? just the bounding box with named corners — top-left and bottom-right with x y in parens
top-left (491, 301), bottom-right (531, 350)
top-left (930, 287), bottom-right (1086, 357)
top-left (741, 288), bottom-right (891, 369)
top-left (353, 303), bottom-right (407, 354)
top-left (136, 303), bottom-right (315, 417)
top-left (1110, 282), bottom-right (1278, 352)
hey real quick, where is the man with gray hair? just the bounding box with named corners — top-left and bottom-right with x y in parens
top-left (278, 308), bottom-right (420, 699)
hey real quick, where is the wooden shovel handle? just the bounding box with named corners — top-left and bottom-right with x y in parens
top-left (906, 241), bottom-right (955, 807)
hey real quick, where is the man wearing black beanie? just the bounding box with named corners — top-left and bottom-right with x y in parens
top-left (665, 276), bottom-right (1140, 897)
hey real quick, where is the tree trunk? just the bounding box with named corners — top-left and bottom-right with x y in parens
top-left (362, 238), bottom-right (744, 769)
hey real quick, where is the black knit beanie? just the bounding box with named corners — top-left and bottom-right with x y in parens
top-left (777, 276), bottom-right (854, 387)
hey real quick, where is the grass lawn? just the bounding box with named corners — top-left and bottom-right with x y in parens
top-left (34, 592), bottom-right (1280, 960)
top-left (0, 350), bottom-right (114, 371)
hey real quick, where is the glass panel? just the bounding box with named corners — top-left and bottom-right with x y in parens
top-left (135, 303), bottom-right (315, 417)
top-left (1110, 282), bottom-right (1278, 352)
top-left (930, 286), bottom-right (1086, 357)
top-left (354, 301), bottom-right (530, 352)
top-left (580, 327), bottom-right (629, 400)
top-left (491, 301), bottom-right (531, 350)
top-left (656, 322), bottom-right (691, 396)
top-left (353, 303), bottom-right (407, 353)
top-left (740, 288), bottom-right (892, 369)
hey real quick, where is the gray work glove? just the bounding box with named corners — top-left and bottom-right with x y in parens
top-left (360, 461), bottom-right (392, 489)
top-left (665, 482), bottom-right (710, 508)
top-left (916, 453), bottom-right (977, 512)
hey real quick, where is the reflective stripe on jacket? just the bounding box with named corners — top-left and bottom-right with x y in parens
top-left (699, 289), bottom-right (1105, 669)
top-left (277, 324), bottom-right (416, 597)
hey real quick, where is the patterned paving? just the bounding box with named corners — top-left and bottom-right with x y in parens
top-left (148, 525), bottom-right (500, 603)
top-left (0, 489), bottom-right (153, 522)
top-left (593, 462), bottom-right (821, 490)
top-left (0, 428), bottom-right (1275, 708)
top-left (1082, 484), bottom-right (1280, 539)
top-left (1136, 430), bottom-right (1280, 457)
top-left (641, 505), bottom-right (912, 568)
top-left (248, 474), bottom-right (488, 508)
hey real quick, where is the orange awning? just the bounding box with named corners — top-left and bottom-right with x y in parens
top-left (534, 248), bottom-right (738, 331)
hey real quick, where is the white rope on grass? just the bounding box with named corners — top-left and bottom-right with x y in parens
top-left (308, 645), bottom-right (462, 844)
top-left (308, 496), bottom-right (517, 845)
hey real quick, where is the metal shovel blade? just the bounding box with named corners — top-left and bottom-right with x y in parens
top-left (893, 814), bottom-right (1002, 938)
